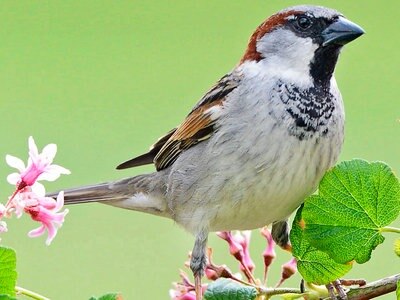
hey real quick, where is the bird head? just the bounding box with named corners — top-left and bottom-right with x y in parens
top-left (240, 5), bottom-right (365, 86)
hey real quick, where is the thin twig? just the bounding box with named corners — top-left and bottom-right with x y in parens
top-left (259, 287), bottom-right (302, 296)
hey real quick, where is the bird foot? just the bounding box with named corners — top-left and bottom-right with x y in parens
top-left (194, 273), bottom-right (203, 300)
top-left (326, 278), bottom-right (367, 299)
top-left (326, 279), bottom-right (347, 300)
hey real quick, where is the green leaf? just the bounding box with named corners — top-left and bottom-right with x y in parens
top-left (397, 280), bottom-right (400, 300)
top-left (204, 278), bottom-right (257, 300)
top-left (291, 205), bottom-right (352, 285)
top-left (89, 293), bottom-right (122, 300)
top-left (0, 247), bottom-right (17, 297)
top-left (395, 239), bottom-right (400, 257)
top-left (0, 295), bottom-right (17, 300)
top-left (302, 159), bottom-right (400, 264)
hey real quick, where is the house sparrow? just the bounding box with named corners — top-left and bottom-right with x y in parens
top-left (51, 5), bottom-right (364, 299)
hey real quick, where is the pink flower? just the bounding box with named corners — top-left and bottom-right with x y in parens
top-left (0, 220), bottom-right (8, 233)
top-left (11, 187), bottom-right (51, 217)
top-left (24, 191), bottom-right (69, 245)
top-left (6, 136), bottom-right (70, 191)
top-left (277, 258), bottom-right (297, 287)
top-left (169, 271), bottom-right (197, 300)
top-left (205, 267), bottom-right (219, 281)
top-left (217, 231), bottom-right (255, 272)
top-left (0, 206), bottom-right (9, 240)
top-left (0, 136), bottom-right (70, 244)
top-left (261, 227), bottom-right (276, 283)
top-left (217, 231), bottom-right (256, 282)
top-left (216, 231), bottom-right (244, 261)
top-left (235, 231), bottom-right (255, 274)
top-left (0, 204), bottom-right (6, 219)
top-left (169, 285), bottom-right (196, 300)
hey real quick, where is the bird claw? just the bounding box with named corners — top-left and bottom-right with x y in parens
top-left (326, 278), bottom-right (367, 299)
top-left (326, 280), bottom-right (348, 300)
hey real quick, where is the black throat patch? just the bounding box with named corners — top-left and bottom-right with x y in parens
top-left (277, 81), bottom-right (335, 140)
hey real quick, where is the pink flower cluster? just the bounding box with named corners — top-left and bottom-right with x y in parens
top-left (170, 228), bottom-right (298, 299)
top-left (169, 271), bottom-right (198, 300)
top-left (0, 136), bottom-right (70, 245)
top-left (216, 231), bottom-right (255, 282)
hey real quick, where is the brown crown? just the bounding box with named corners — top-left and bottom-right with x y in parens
top-left (239, 10), bottom-right (299, 64)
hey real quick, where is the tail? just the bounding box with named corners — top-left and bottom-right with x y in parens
top-left (47, 173), bottom-right (170, 218)
top-left (47, 182), bottom-right (119, 205)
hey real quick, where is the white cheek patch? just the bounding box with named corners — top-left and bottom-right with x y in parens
top-left (255, 28), bottom-right (319, 88)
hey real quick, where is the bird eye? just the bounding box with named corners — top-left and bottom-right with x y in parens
top-left (297, 16), bottom-right (312, 29)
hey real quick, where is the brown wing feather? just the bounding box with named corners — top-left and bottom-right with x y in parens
top-left (116, 72), bottom-right (240, 171)
top-left (116, 128), bottom-right (176, 169)
top-left (154, 100), bottom-right (222, 170)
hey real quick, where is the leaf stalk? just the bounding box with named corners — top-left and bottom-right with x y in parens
top-left (380, 226), bottom-right (400, 234)
top-left (15, 286), bottom-right (50, 300)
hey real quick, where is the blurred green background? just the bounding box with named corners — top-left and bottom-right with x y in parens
top-left (0, 1), bottom-right (399, 299)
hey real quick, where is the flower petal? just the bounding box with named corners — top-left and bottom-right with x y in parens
top-left (28, 136), bottom-right (39, 160)
top-left (41, 143), bottom-right (57, 162)
top-left (52, 210), bottom-right (69, 223)
top-left (0, 221), bottom-right (8, 233)
top-left (45, 223), bottom-right (57, 245)
top-left (28, 224), bottom-right (46, 237)
top-left (31, 182), bottom-right (46, 196)
top-left (0, 204), bottom-right (6, 217)
top-left (38, 165), bottom-right (70, 182)
top-left (49, 164), bottom-right (71, 175)
top-left (39, 197), bottom-right (57, 209)
top-left (55, 191), bottom-right (65, 211)
top-left (5, 155), bottom-right (26, 172)
top-left (7, 173), bottom-right (21, 185)
top-left (37, 171), bottom-right (61, 182)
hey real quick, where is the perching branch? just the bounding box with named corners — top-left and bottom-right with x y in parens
top-left (263, 274), bottom-right (400, 299)
top-left (346, 274), bottom-right (400, 300)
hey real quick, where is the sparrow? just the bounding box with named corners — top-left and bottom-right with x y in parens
top-left (50, 5), bottom-right (364, 299)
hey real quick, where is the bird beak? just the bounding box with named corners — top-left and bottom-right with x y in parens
top-left (322, 16), bottom-right (365, 46)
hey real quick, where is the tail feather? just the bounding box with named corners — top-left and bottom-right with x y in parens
top-left (46, 173), bottom-right (170, 218)
top-left (47, 182), bottom-right (127, 205)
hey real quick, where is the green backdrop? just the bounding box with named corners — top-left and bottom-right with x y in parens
top-left (0, 1), bottom-right (399, 299)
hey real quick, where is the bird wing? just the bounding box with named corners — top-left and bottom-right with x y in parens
top-left (116, 73), bottom-right (240, 171)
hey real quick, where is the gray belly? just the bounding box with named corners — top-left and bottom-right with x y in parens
top-left (166, 126), bottom-right (342, 234)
